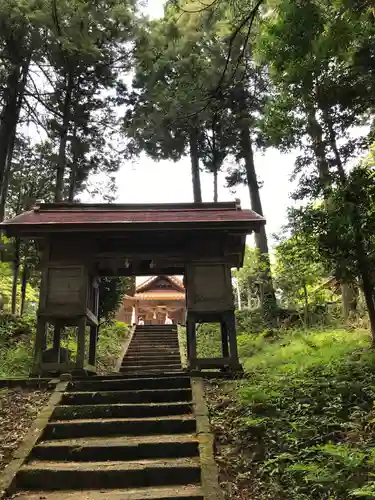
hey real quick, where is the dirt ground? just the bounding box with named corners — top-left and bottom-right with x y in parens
top-left (0, 388), bottom-right (51, 472)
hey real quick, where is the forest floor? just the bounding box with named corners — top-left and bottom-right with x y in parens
top-left (0, 388), bottom-right (50, 473)
top-left (0, 319), bottom-right (130, 475)
top-left (205, 327), bottom-right (375, 500)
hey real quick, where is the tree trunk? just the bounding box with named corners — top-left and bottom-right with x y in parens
top-left (0, 160), bottom-right (11, 222)
top-left (321, 107), bottom-right (358, 317)
top-left (239, 122), bottom-right (276, 314)
top-left (11, 237), bottom-right (20, 314)
top-left (68, 125), bottom-right (78, 202)
top-left (0, 53), bottom-right (32, 221)
top-left (189, 127), bottom-right (202, 203)
top-left (0, 69), bottom-right (20, 192)
top-left (306, 107), bottom-right (331, 190)
top-left (307, 106), bottom-right (358, 318)
top-left (247, 287), bottom-right (252, 309)
top-left (213, 168), bottom-right (218, 202)
top-left (350, 199), bottom-right (375, 343)
top-left (235, 278), bottom-right (242, 310)
top-left (20, 264), bottom-right (28, 316)
top-left (55, 70), bottom-right (74, 202)
top-left (322, 107), bottom-right (346, 183)
top-left (303, 283), bottom-right (309, 327)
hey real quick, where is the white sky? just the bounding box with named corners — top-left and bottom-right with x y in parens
top-left (114, 0), bottom-right (299, 249)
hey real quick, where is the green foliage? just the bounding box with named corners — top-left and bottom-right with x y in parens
top-left (273, 222), bottom-right (329, 317)
top-left (0, 261), bottom-right (38, 313)
top-left (196, 323), bottom-right (222, 359)
top-left (292, 163), bottom-right (375, 285)
top-left (0, 314), bottom-right (35, 377)
top-left (96, 321), bottom-right (130, 374)
top-left (98, 277), bottom-right (132, 320)
top-left (208, 327), bottom-right (375, 499)
top-left (233, 247), bottom-right (265, 309)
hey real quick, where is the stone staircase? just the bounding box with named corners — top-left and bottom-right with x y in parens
top-left (10, 325), bottom-right (206, 499)
top-left (120, 325), bottom-right (182, 374)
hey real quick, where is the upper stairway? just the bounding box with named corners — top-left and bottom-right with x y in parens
top-left (120, 325), bottom-right (182, 375)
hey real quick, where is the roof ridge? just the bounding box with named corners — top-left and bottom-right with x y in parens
top-left (34, 202), bottom-right (238, 212)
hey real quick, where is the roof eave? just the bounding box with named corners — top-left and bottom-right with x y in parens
top-left (1, 219), bottom-right (265, 238)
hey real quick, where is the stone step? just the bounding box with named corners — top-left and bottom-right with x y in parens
top-left (32, 434), bottom-right (199, 461)
top-left (132, 334), bottom-right (178, 338)
top-left (132, 333), bottom-right (178, 342)
top-left (62, 388), bottom-right (192, 405)
top-left (124, 352), bottom-right (181, 359)
top-left (128, 344), bottom-right (179, 348)
top-left (17, 458), bottom-right (201, 490)
top-left (12, 485), bottom-right (204, 499)
top-left (68, 376), bottom-right (190, 393)
top-left (120, 365), bottom-right (181, 373)
top-left (135, 326), bottom-right (177, 330)
top-left (126, 347), bottom-right (180, 352)
top-left (43, 415), bottom-right (196, 439)
top-left (125, 349), bottom-right (181, 356)
top-left (121, 358), bottom-right (181, 367)
top-left (52, 402), bottom-right (193, 420)
top-left (130, 338), bottom-right (179, 342)
top-left (129, 339), bottom-right (179, 343)
top-left (119, 369), bottom-right (182, 375)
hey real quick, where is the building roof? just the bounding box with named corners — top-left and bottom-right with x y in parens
top-left (1, 201), bottom-right (265, 236)
top-left (135, 275), bottom-right (184, 294)
top-left (123, 276), bottom-right (185, 302)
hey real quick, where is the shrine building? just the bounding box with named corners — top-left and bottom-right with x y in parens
top-left (117, 275), bottom-right (185, 325)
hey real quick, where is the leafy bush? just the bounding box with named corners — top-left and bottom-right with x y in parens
top-left (0, 313), bottom-right (35, 377)
top-left (207, 327), bottom-right (375, 499)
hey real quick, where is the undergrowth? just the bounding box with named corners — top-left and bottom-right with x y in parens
top-left (0, 314), bottom-right (130, 377)
top-left (207, 327), bottom-right (375, 500)
top-left (96, 321), bottom-right (130, 374)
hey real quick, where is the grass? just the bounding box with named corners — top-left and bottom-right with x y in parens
top-left (206, 327), bottom-right (375, 500)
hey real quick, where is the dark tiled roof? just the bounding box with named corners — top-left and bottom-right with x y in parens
top-left (3, 202), bottom-right (265, 227)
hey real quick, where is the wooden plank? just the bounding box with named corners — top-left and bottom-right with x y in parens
top-left (86, 308), bottom-right (99, 326)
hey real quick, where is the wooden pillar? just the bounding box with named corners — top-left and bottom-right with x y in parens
top-left (186, 315), bottom-right (197, 369)
top-left (134, 302), bottom-right (139, 324)
top-left (88, 325), bottom-right (98, 366)
top-left (76, 316), bottom-right (87, 369)
top-left (52, 322), bottom-right (62, 363)
top-left (32, 316), bottom-right (46, 374)
top-left (221, 320), bottom-right (229, 358)
top-left (225, 311), bottom-right (240, 369)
